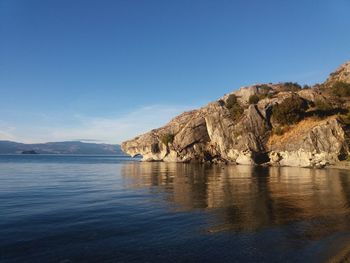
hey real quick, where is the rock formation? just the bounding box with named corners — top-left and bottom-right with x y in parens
top-left (122, 61), bottom-right (350, 168)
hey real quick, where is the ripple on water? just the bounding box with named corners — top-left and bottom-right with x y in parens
top-left (1, 156), bottom-right (350, 262)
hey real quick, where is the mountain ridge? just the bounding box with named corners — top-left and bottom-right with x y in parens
top-left (0, 140), bottom-right (123, 155)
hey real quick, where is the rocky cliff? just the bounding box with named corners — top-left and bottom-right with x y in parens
top-left (122, 61), bottom-right (350, 168)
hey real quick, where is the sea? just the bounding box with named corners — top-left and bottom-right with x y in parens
top-left (1, 155), bottom-right (350, 263)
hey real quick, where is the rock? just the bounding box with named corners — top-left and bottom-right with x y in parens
top-left (297, 88), bottom-right (320, 102)
top-left (324, 61), bottom-right (350, 87)
top-left (121, 61), bottom-right (350, 168)
top-left (268, 117), bottom-right (348, 167)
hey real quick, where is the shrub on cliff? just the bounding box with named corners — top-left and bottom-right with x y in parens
top-left (160, 133), bottom-right (174, 146)
top-left (340, 112), bottom-right (350, 125)
top-left (248, 94), bottom-right (260, 104)
top-left (257, 84), bottom-right (272, 94)
top-left (314, 99), bottom-right (333, 112)
top-left (225, 94), bottom-right (238, 108)
top-left (283, 82), bottom-right (302, 91)
top-left (332, 81), bottom-right (350, 97)
top-left (225, 94), bottom-right (244, 120)
top-left (229, 105), bottom-right (244, 120)
top-left (272, 97), bottom-right (308, 125)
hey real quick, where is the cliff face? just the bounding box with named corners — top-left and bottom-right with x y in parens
top-left (122, 61), bottom-right (350, 168)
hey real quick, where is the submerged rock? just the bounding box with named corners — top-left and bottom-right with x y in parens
top-left (122, 61), bottom-right (350, 168)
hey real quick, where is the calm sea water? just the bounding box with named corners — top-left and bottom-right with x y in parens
top-left (1, 155), bottom-right (350, 263)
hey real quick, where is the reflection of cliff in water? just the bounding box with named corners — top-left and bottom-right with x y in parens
top-left (121, 163), bottom-right (350, 236)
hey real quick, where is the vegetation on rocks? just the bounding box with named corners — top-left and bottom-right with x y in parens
top-left (257, 84), bottom-right (272, 94)
top-left (340, 112), bottom-right (350, 125)
top-left (314, 99), bottom-right (333, 112)
top-left (268, 117), bottom-right (334, 149)
top-left (281, 82), bottom-right (302, 92)
top-left (122, 60), bottom-right (350, 168)
top-left (272, 97), bottom-right (308, 125)
top-left (256, 85), bottom-right (274, 99)
top-left (225, 94), bottom-right (244, 120)
top-left (332, 81), bottom-right (350, 97)
top-left (225, 94), bottom-right (238, 108)
top-left (160, 133), bottom-right (175, 146)
top-left (248, 94), bottom-right (260, 104)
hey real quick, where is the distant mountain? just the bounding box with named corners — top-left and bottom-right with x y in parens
top-left (0, 141), bottom-right (124, 155)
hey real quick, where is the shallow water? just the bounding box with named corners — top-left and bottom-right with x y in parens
top-left (1, 155), bottom-right (350, 262)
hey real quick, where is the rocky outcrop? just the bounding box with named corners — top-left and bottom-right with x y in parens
top-left (267, 118), bottom-right (348, 168)
top-left (325, 61), bottom-right (350, 87)
top-left (122, 61), bottom-right (350, 168)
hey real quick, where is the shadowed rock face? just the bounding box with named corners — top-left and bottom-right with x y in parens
top-left (121, 61), bottom-right (350, 167)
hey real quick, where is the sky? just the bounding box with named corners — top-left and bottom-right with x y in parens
top-left (1, 0), bottom-right (350, 144)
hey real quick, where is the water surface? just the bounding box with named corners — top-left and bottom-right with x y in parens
top-left (1, 155), bottom-right (350, 262)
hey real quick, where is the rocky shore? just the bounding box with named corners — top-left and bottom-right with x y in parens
top-left (122, 61), bottom-right (350, 168)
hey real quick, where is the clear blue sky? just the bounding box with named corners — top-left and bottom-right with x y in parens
top-left (1, 0), bottom-right (350, 143)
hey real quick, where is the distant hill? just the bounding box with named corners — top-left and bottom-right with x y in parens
top-left (0, 141), bottom-right (124, 155)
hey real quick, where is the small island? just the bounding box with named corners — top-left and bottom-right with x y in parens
top-left (21, 150), bottom-right (39, 154)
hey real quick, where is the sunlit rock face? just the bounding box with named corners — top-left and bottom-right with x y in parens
top-left (267, 118), bottom-right (349, 168)
top-left (324, 61), bottom-right (350, 87)
top-left (121, 61), bottom-right (350, 168)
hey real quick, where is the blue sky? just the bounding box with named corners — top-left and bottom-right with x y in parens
top-left (1, 0), bottom-right (350, 143)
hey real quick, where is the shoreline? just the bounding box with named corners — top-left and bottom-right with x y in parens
top-left (327, 161), bottom-right (350, 171)
top-left (135, 158), bottom-right (350, 171)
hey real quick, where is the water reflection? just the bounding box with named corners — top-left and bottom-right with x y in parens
top-left (121, 162), bottom-right (350, 236)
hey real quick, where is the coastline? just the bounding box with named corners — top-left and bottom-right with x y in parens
top-left (327, 161), bottom-right (350, 171)
top-left (134, 158), bottom-right (350, 170)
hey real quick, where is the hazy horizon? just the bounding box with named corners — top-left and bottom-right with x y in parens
top-left (0, 139), bottom-right (120, 145)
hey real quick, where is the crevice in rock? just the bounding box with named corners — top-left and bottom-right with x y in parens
top-left (253, 151), bottom-right (270, 165)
